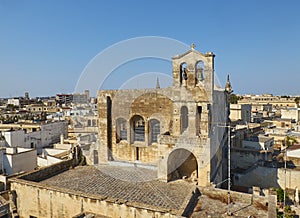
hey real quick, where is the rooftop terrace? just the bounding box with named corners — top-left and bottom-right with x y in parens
top-left (36, 165), bottom-right (196, 215)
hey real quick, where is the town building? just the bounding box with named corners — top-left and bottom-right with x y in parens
top-left (56, 94), bottom-right (73, 106)
top-left (0, 121), bottom-right (68, 153)
top-left (242, 135), bottom-right (274, 151)
top-left (286, 144), bottom-right (300, 167)
top-left (72, 90), bottom-right (90, 104)
top-left (7, 99), bottom-right (20, 107)
top-left (0, 147), bottom-right (37, 175)
top-left (230, 103), bottom-right (251, 123)
top-left (238, 94), bottom-right (297, 108)
top-left (281, 107), bottom-right (300, 123)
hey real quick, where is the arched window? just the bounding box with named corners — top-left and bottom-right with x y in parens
top-left (106, 96), bottom-right (112, 160)
top-left (195, 61), bottom-right (204, 84)
top-left (180, 63), bottom-right (188, 85)
top-left (87, 120), bottom-right (91, 127)
top-left (181, 106), bottom-right (188, 133)
top-left (150, 119), bottom-right (160, 143)
top-left (131, 115), bottom-right (145, 142)
top-left (196, 106), bottom-right (202, 136)
top-left (116, 118), bottom-right (127, 143)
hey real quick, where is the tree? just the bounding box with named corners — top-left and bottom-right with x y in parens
top-left (6, 104), bottom-right (18, 111)
top-left (295, 97), bottom-right (300, 107)
top-left (277, 188), bottom-right (285, 203)
top-left (285, 135), bottom-right (297, 147)
top-left (230, 94), bottom-right (238, 104)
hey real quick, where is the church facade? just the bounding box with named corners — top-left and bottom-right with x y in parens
top-left (97, 46), bottom-right (231, 186)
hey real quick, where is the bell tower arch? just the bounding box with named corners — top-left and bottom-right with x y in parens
top-left (172, 44), bottom-right (215, 101)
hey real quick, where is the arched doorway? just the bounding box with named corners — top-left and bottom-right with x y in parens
top-left (167, 148), bottom-right (198, 182)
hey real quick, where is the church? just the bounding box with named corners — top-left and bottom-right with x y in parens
top-left (97, 45), bottom-right (232, 186)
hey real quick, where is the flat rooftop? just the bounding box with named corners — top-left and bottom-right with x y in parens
top-left (38, 165), bottom-right (195, 214)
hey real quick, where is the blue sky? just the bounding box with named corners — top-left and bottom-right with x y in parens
top-left (0, 0), bottom-right (300, 97)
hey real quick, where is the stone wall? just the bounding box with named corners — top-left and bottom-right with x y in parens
top-left (9, 179), bottom-right (186, 218)
top-left (199, 186), bottom-right (275, 213)
top-left (0, 194), bottom-right (9, 217)
top-left (111, 142), bottom-right (159, 163)
top-left (20, 159), bottom-right (75, 182)
top-left (231, 148), bottom-right (272, 170)
top-left (234, 166), bottom-right (300, 189)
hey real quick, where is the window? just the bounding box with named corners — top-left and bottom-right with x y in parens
top-left (131, 115), bottom-right (145, 142)
top-left (196, 106), bottom-right (202, 136)
top-left (195, 61), bottom-right (205, 83)
top-left (181, 106), bottom-right (188, 133)
top-left (93, 150), bottom-right (99, 164)
top-left (180, 63), bottom-right (188, 85)
top-left (87, 120), bottom-right (91, 127)
top-left (116, 118), bottom-right (127, 142)
top-left (150, 119), bottom-right (160, 143)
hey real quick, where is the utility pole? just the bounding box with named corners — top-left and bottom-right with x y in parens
top-left (227, 125), bottom-right (231, 215)
top-left (283, 136), bottom-right (287, 218)
top-left (225, 75), bottom-right (232, 215)
top-left (216, 124), bottom-right (231, 215)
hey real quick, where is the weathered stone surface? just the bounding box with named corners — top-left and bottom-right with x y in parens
top-left (96, 48), bottom-right (230, 187)
top-left (9, 163), bottom-right (199, 217)
top-left (40, 165), bottom-right (195, 212)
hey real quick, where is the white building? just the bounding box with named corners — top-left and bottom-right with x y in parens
top-left (230, 104), bottom-right (251, 123)
top-left (1, 121), bottom-right (68, 153)
top-left (0, 147), bottom-right (37, 175)
top-left (287, 145), bottom-right (300, 159)
top-left (7, 98), bottom-right (20, 106)
top-left (37, 148), bottom-right (70, 167)
top-left (242, 135), bottom-right (274, 152)
top-left (281, 108), bottom-right (300, 123)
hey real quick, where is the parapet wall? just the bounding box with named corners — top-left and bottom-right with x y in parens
top-left (9, 179), bottom-right (181, 218)
top-left (199, 186), bottom-right (273, 205)
top-left (18, 159), bottom-right (75, 182)
top-left (8, 160), bottom-right (196, 217)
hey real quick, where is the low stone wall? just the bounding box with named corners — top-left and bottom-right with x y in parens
top-left (9, 180), bottom-right (183, 218)
top-left (18, 159), bottom-right (75, 182)
top-left (8, 159), bottom-right (199, 217)
top-left (0, 191), bottom-right (10, 217)
top-left (234, 166), bottom-right (300, 189)
top-left (199, 186), bottom-right (271, 208)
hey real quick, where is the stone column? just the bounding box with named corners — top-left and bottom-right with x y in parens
top-left (145, 120), bottom-right (149, 146)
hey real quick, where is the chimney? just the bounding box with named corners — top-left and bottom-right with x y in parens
top-left (60, 134), bottom-right (64, 144)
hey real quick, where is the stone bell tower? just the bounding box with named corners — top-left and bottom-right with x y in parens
top-left (172, 44), bottom-right (215, 102)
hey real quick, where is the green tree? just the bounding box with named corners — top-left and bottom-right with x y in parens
top-left (295, 97), bottom-right (300, 107)
top-left (286, 135), bottom-right (297, 147)
top-left (230, 94), bottom-right (238, 104)
top-left (277, 188), bottom-right (285, 203)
